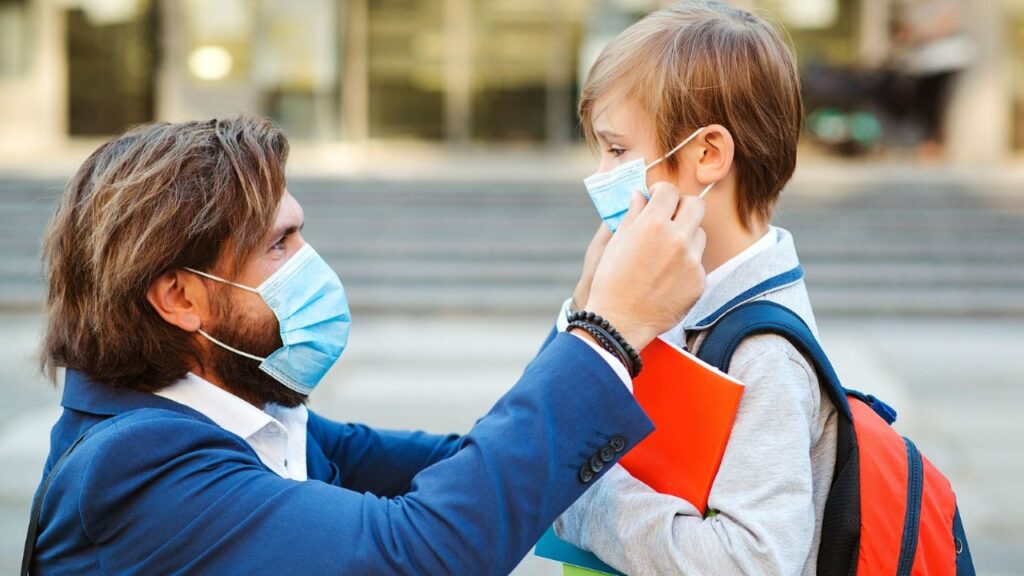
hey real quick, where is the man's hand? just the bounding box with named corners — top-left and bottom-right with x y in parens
top-left (572, 223), bottom-right (613, 310)
top-left (585, 183), bottom-right (707, 351)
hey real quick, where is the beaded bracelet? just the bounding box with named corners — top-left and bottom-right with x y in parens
top-left (567, 320), bottom-right (630, 374)
top-left (567, 311), bottom-right (643, 378)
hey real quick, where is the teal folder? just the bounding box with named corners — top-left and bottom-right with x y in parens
top-left (534, 526), bottom-right (624, 575)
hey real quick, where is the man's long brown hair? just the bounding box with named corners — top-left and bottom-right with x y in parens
top-left (42, 117), bottom-right (289, 392)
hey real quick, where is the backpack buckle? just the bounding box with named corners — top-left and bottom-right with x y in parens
top-left (847, 389), bottom-right (898, 425)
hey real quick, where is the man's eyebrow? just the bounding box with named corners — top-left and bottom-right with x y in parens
top-left (271, 222), bottom-right (305, 238)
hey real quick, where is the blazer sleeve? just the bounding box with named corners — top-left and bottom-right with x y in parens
top-left (306, 411), bottom-right (462, 497)
top-left (64, 333), bottom-right (654, 576)
top-left (538, 325), bottom-right (558, 353)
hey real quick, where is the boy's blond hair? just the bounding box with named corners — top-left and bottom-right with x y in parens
top-left (580, 1), bottom-right (802, 228)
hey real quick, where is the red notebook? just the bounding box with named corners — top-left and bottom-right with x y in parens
top-left (619, 336), bottom-right (745, 512)
top-left (534, 336), bottom-right (745, 573)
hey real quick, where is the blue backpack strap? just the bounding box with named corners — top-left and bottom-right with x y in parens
top-left (695, 300), bottom-right (853, 421)
top-left (696, 300), bottom-right (864, 575)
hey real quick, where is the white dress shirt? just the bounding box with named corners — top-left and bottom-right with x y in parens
top-left (154, 372), bottom-right (309, 481)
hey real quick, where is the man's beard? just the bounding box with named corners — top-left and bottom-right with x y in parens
top-left (205, 286), bottom-right (308, 408)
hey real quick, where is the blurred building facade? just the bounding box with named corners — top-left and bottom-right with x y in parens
top-left (0, 0), bottom-right (1022, 164)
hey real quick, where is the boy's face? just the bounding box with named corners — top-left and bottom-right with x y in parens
top-left (591, 95), bottom-right (683, 191)
top-left (590, 94), bottom-right (740, 213)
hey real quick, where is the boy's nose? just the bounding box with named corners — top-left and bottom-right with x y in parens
top-left (596, 158), bottom-right (616, 174)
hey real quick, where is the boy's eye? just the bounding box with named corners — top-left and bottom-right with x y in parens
top-left (608, 146), bottom-right (626, 158)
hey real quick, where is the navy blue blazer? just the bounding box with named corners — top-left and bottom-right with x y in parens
top-left (30, 332), bottom-right (653, 575)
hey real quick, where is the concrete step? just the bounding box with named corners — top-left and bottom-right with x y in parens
top-left (2, 177), bottom-right (1022, 316)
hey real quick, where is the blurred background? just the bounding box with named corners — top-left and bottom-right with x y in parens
top-left (1, 0), bottom-right (1024, 159)
top-left (1, 0), bottom-right (1023, 574)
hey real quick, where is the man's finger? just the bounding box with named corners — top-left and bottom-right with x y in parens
top-left (673, 195), bottom-right (706, 231)
top-left (645, 182), bottom-right (683, 220)
top-left (591, 222), bottom-right (613, 243)
top-left (690, 226), bottom-right (708, 260)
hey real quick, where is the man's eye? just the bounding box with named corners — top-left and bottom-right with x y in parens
top-left (271, 238), bottom-right (286, 251)
top-left (608, 146), bottom-right (626, 158)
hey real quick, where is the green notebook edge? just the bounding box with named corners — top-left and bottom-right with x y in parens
top-left (564, 565), bottom-right (615, 576)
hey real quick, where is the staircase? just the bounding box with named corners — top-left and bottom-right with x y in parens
top-left (2, 176), bottom-right (1022, 316)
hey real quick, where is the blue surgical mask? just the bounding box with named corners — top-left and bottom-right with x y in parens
top-left (583, 127), bottom-right (715, 232)
top-left (185, 243), bottom-right (351, 396)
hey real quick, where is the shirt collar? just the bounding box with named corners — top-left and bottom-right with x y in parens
top-left (661, 226), bottom-right (805, 346)
top-left (685, 226), bottom-right (804, 330)
top-left (154, 373), bottom-right (309, 480)
top-left (153, 372), bottom-right (280, 441)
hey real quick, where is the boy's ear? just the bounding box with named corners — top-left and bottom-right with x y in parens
top-left (694, 124), bottom-right (735, 186)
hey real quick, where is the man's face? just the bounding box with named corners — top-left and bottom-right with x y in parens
top-left (201, 190), bottom-right (308, 407)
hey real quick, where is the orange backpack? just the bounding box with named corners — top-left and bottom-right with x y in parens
top-left (698, 301), bottom-right (974, 575)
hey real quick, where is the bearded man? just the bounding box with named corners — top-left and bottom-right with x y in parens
top-left (23, 117), bottom-right (707, 575)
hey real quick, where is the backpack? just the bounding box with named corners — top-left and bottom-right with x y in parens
top-left (696, 301), bottom-right (974, 576)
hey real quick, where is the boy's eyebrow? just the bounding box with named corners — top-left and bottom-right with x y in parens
top-left (596, 129), bottom-right (624, 140)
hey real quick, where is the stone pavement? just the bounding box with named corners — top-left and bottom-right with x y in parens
top-left (0, 312), bottom-right (1021, 575)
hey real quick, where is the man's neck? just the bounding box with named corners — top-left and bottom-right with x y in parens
top-left (190, 364), bottom-right (267, 410)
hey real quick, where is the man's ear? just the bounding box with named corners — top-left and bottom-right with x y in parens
top-left (694, 124), bottom-right (735, 186)
top-left (146, 270), bottom-right (206, 333)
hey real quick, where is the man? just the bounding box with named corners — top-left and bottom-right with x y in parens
top-left (25, 117), bottom-right (707, 575)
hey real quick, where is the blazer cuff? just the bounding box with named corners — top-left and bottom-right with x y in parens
top-left (558, 296), bottom-right (632, 392)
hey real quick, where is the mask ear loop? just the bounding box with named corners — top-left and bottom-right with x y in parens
top-left (183, 268), bottom-right (260, 293)
top-left (196, 328), bottom-right (268, 362)
top-left (182, 267), bottom-right (267, 362)
top-left (645, 127), bottom-right (705, 170)
top-left (644, 127), bottom-right (717, 198)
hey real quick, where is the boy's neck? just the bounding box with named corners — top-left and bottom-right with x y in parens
top-left (701, 201), bottom-right (770, 276)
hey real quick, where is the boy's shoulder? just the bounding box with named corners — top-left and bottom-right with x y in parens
top-left (728, 330), bottom-right (816, 383)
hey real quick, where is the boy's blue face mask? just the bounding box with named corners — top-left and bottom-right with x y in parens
top-left (583, 127), bottom-right (714, 232)
top-left (185, 243), bottom-right (351, 396)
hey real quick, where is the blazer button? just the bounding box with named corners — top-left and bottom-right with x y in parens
top-left (589, 455), bottom-right (605, 474)
top-left (578, 464), bottom-right (595, 484)
top-left (599, 445), bottom-right (616, 463)
top-left (610, 435), bottom-right (627, 452)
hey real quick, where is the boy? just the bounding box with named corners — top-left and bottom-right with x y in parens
top-left (555, 2), bottom-right (837, 574)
